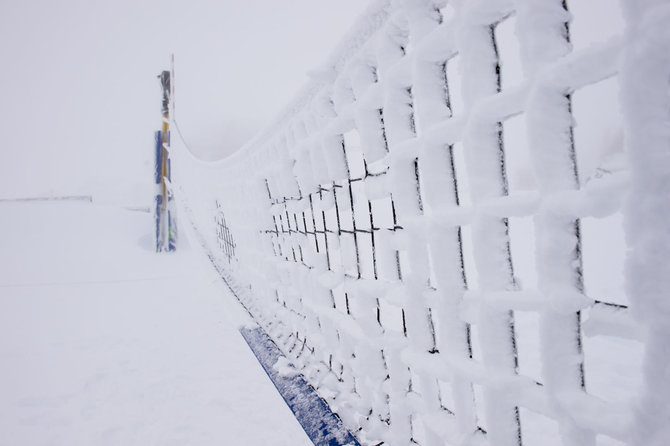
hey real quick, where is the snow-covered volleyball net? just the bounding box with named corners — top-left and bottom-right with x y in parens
top-left (171, 1), bottom-right (670, 445)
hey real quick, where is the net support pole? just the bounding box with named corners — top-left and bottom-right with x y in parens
top-left (155, 69), bottom-right (177, 252)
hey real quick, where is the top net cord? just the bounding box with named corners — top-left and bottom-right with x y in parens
top-left (170, 0), bottom-right (670, 445)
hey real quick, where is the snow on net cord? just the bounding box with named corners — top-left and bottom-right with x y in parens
top-left (619, 2), bottom-right (670, 446)
top-left (171, 0), bottom-right (667, 445)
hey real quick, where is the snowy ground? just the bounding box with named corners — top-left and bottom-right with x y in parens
top-left (0, 200), bottom-right (311, 446)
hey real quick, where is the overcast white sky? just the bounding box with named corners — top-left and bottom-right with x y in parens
top-left (0, 1), bottom-right (369, 202)
top-left (0, 0), bottom-right (623, 204)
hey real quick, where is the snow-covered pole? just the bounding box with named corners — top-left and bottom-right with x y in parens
top-left (456, 1), bottom-right (524, 444)
top-left (620, 2), bottom-right (670, 444)
top-left (155, 69), bottom-right (177, 252)
top-left (515, 1), bottom-right (593, 444)
top-left (406, 1), bottom-right (479, 443)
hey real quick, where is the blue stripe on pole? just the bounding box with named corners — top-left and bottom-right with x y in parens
top-left (154, 130), bottom-right (163, 185)
top-left (155, 194), bottom-right (162, 252)
top-left (167, 209), bottom-right (176, 252)
top-left (239, 326), bottom-right (361, 446)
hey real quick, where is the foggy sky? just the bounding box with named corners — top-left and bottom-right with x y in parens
top-left (0, 0), bottom-right (623, 204)
top-left (0, 1), bottom-right (369, 202)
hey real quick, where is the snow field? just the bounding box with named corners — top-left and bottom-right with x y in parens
top-left (171, 0), bottom-right (665, 445)
top-left (0, 201), bottom-right (312, 446)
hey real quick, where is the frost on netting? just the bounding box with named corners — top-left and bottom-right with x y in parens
top-left (170, 0), bottom-right (668, 445)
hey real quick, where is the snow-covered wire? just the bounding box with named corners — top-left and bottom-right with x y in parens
top-left (169, 1), bottom-right (666, 445)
